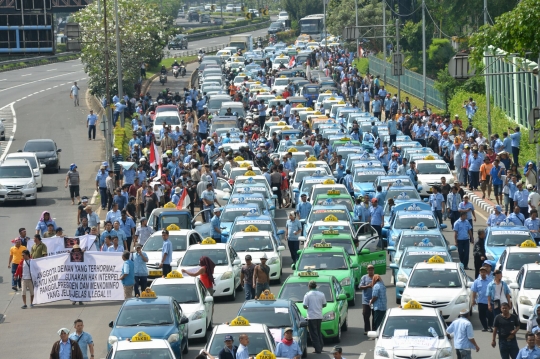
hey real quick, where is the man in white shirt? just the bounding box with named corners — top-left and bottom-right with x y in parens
top-left (70, 82), bottom-right (80, 107)
top-left (303, 280), bottom-right (327, 354)
top-left (236, 334), bottom-right (250, 359)
top-left (17, 250), bottom-right (34, 308)
top-left (528, 184), bottom-right (540, 211)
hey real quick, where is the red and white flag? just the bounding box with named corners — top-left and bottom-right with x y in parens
top-left (289, 55), bottom-right (295, 68)
top-left (149, 141), bottom-right (162, 177)
top-left (176, 187), bottom-right (191, 210)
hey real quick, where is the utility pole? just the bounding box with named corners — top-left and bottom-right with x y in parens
top-left (355, 0), bottom-right (358, 56)
top-left (396, 18), bottom-right (401, 102)
top-left (114, 0), bottom-right (124, 127)
top-left (323, 0), bottom-right (327, 57)
top-left (484, 0), bottom-right (492, 138)
top-left (103, 0), bottom-right (113, 168)
top-left (537, 53), bottom-right (540, 167)
top-left (382, 0), bottom-right (386, 85)
top-left (422, 0), bottom-right (426, 107)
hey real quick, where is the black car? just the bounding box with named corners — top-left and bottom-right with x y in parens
top-left (168, 34), bottom-right (188, 50)
top-left (267, 22), bottom-right (284, 35)
top-left (213, 17), bottom-right (224, 25)
top-left (20, 139), bottom-right (61, 173)
top-left (188, 10), bottom-right (199, 22)
top-left (200, 14), bottom-right (211, 23)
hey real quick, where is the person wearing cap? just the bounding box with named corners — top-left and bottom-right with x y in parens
top-left (218, 335), bottom-right (238, 359)
top-left (132, 243), bottom-right (149, 296)
top-left (159, 229), bottom-right (173, 277)
top-left (303, 280), bottom-right (326, 354)
top-left (525, 209), bottom-right (540, 243)
top-left (241, 255), bottom-right (256, 300)
top-left (429, 186), bottom-right (446, 228)
top-left (491, 301), bottom-right (519, 358)
top-left (65, 163), bottom-right (81, 205)
top-left (368, 198), bottom-right (384, 247)
top-left (454, 211), bottom-right (473, 269)
top-left (472, 266), bottom-right (494, 332)
top-left (275, 327), bottom-right (302, 359)
top-left (210, 207), bottom-right (223, 243)
top-left (253, 253), bottom-right (270, 298)
top-left (285, 211), bottom-right (302, 263)
top-left (49, 327), bottom-right (84, 359)
top-left (369, 274), bottom-right (387, 331)
top-left (171, 186), bottom-right (182, 206)
top-left (446, 308), bottom-right (480, 358)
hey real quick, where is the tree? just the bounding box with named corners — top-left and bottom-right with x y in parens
top-left (280, 0), bottom-right (323, 22)
top-left (427, 38), bottom-right (455, 76)
top-left (469, 0), bottom-right (540, 66)
top-left (434, 66), bottom-right (459, 114)
top-left (73, 0), bottom-right (171, 97)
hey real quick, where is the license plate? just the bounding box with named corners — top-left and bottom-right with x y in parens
top-left (7, 193), bottom-right (22, 199)
top-left (149, 270), bottom-right (162, 277)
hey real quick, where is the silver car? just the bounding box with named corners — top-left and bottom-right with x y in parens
top-left (0, 159), bottom-right (37, 205)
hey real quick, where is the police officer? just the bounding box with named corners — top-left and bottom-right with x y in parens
top-left (210, 207), bottom-right (222, 243)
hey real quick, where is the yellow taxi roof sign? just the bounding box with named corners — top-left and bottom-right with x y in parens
top-left (328, 97), bottom-right (336, 100)
top-left (338, 101), bottom-right (346, 105)
top-left (327, 189), bottom-right (340, 195)
top-left (234, 156), bottom-right (245, 161)
top-left (427, 255), bottom-right (445, 264)
top-left (305, 163), bottom-right (317, 168)
top-left (314, 111), bottom-right (322, 115)
top-left (164, 202), bottom-right (176, 209)
top-left (277, 121), bottom-right (287, 126)
top-left (240, 162), bottom-right (251, 168)
top-left (282, 126), bottom-right (291, 130)
top-left (324, 90), bottom-right (332, 94)
top-left (288, 147), bottom-right (298, 153)
top-left (166, 270), bottom-right (183, 279)
top-left (402, 300), bottom-right (423, 310)
top-left (424, 155), bottom-right (435, 160)
top-left (298, 270), bottom-right (319, 277)
top-left (276, 95), bottom-right (283, 99)
top-left (280, 75), bottom-right (287, 78)
top-left (340, 137), bottom-right (351, 141)
top-left (131, 332), bottom-right (152, 342)
top-left (323, 214), bottom-right (338, 222)
top-left (520, 240), bottom-right (538, 248)
top-left (238, 73), bottom-right (246, 76)
top-left (306, 107), bottom-right (313, 111)
top-left (201, 237), bottom-right (217, 245)
top-left (244, 225), bottom-right (259, 232)
top-left (256, 350), bottom-right (277, 359)
top-left (166, 224), bottom-right (180, 231)
top-left (323, 179), bottom-right (335, 185)
top-left (230, 316), bottom-right (250, 326)
top-left (140, 288), bottom-right (157, 298)
top-left (244, 170), bottom-right (256, 176)
top-left (296, 104), bottom-right (304, 108)
top-left (307, 156), bottom-right (318, 161)
top-left (296, 140), bottom-right (304, 145)
top-left (258, 290), bottom-right (276, 300)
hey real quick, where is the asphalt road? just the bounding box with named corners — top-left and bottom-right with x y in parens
top-left (0, 28), bottom-right (520, 359)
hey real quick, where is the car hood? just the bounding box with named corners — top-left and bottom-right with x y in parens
top-left (0, 177), bottom-right (33, 185)
top-left (404, 287), bottom-right (466, 301)
top-left (238, 250), bottom-right (278, 264)
top-left (111, 324), bottom-right (177, 341)
top-left (146, 250), bottom-right (185, 267)
top-left (486, 246), bottom-right (506, 260)
top-left (375, 338), bottom-right (447, 356)
top-left (178, 302), bottom-right (205, 317)
top-left (354, 182), bottom-right (375, 191)
top-left (32, 151), bottom-right (56, 159)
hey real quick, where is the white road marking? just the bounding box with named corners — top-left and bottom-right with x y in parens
top-left (0, 102), bottom-right (17, 161)
top-left (0, 79), bottom-right (6, 82)
top-left (47, 69), bottom-right (57, 71)
top-left (358, 354), bottom-right (366, 359)
top-left (0, 71), bottom-right (76, 93)
top-left (21, 74), bottom-right (32, 77)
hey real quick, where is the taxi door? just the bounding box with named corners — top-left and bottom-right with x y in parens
top-left (197, 278), bottom-right (213, 327)
top-left (332, 277), bottom-right (348, 325)
top-left (229, 246), bottom-right (242, 288)
top-left (355, 223), bottom-right (387, 276)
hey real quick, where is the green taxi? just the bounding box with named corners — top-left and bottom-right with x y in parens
top-left (278, 273), bottom-right (349, 342)
top-left (292, 242), bottom-right (360, 306)
top-left (313, 192), bottom-right (354, 217)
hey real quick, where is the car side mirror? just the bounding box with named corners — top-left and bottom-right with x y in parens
top-left (204, 295), bottom-right (214, 303)
top-left (351, 263), bottom-right (358, 268)
top-left (57, 149), bottom-right (62, 153)
top-left (360, 248), bottom-right (370, 255)
top-left (277, 230), bottom-right (285, 235)
top-left (337, 293), bottom-right (347, 301)
top-left (449, 245), bottom-right (457, 251)
top-left (389, 263), bottom-right (398, 269)
top-left (180, 316), bottom-right (189, 324)
top-left (277, 245), bottom-right (285, 251)
top-left (387, 246), bottom-right (395, 252)
top-left (233, 259), bottom-right (241, 265)
top-left (269, 206), bottom-right (276, 210)
top-left (109, 321), bottom-right (114, 328)
top-left (367, 331), bottom-right (378, 338)
top-left (291, 263), bottom-right (295, 270)
top-left (440, 224), bottom-right (447, 229)
top-left (509, 283), bottom-right (519, 290)
top-left (396, 282), bottom-right (406, 288)
top-left (40, 164), bottom-right (46, 169)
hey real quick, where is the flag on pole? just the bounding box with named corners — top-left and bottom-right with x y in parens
top-left (289, 55), bottom-right (296, 68)
top-left (176, 187), bottom-right (191, 210)
top-left (149, 141), bottom-right (162, 178)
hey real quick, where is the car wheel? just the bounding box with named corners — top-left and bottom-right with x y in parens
top-left (182, 334), bottom-right (189, 354)
top-left (341, 315), bottom-right (348, 331)
top-left (348, 293), bottom-right (356, 307)
top-left (334, 320), bottom-right (342, 343)
top-left (396, 298), bottom-right (401, 305)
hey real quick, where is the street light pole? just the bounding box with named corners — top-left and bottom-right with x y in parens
top-left (103, 0), bottom-right (113, 168)
top-left (484, 0), bottom-right (492, 138)
top-left (323, 0), bottom-right (327, 57)
top-left (422, 0), bottom-right (426, 108)
top-left (114, 0), bottom-right (124, 127)
top-left (382, 0), bottom-right (386, 85)
top-left (396, 18), bottom-right (401, 102)
top-left (355, 0), bottom-right (358, 56)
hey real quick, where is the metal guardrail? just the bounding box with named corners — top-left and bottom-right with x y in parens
top-left (163, 34), bottom-right (269, 59)
top-left (0, 52), bottom-right (80, 67)
top-left (184, 20), bottom-right (271, 40)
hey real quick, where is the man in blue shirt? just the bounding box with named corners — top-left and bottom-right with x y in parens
top-left (51, 328), bottom-right (83, 359)
top-left (369, 198), bottom-right (385, 247)
top-left (508, 126), bottom-right (522, 166)
top-left (502, 132), bottom-right (513, 154)
top-left (429, 186), bottom-right (446, 227)
top-left (87, 110), bottom-right (98, 140)
top-left (132, 243), bottom-right (149, 297)
top-left (490, 159), bottom-right (505, 206)
top-left (100, 221), bottom-right (117, 250)
top-left (285, 211), bottom-right (302, 263)
top-left (210, 207), bottom-right (223, 242)
top-left (472, 266), bottom-right (494, 332)
top-left (336, 155), bottom-right (346, 181)
top-left (516, 333), bottom-right (540, 359)
top-left (459, 196), bottom-right (477, 229)
top-left (508, 205), bottom-right (526, 226)
top-left (446, 309), bottom-right (480, 358)
top-left (514, 182), bottom-right (530, 219)
top-left (371, 96), bottom-right (382, 120)
top-left (296, 194), bottom-right (312, 221)
top-left (487, 205), bottom-right (507, 227)
top-left (119, 251), bottom-right (135, 299)
top-left (69, 319), bottom-right (94, 359)
top-left (343, 169), bottom-right (354, 197)
top-left (468, 150), bottom-right (483, 190)
top-left (407, 161), bottom-right (419, 188)
top-left (525, 210), bottom-right (540, 243)
top-left (275, 328), bottom-right (303, 359)
top-left (95, 166), bottom-right (109, 210)
top-left (454, 212), bottom-right (473, 269)
top-left (159, 229), bottom-right (173, 277)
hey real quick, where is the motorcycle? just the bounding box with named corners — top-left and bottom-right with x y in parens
top-left (172, 66), bottom-right (179, 78)
top-left (180, 65), bottom-right (186, 77)
top-left (198, 53), bottom-right (204, 63)
top-left (159, 74), bottom-right (167, 85)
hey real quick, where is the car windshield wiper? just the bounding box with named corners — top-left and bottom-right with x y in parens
top-left (122, 323), bottom-right (142, 326)
top-left (180, 300), bottom-right (199, 303)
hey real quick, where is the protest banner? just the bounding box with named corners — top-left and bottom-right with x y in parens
top-left (30, 252), bottom-right (124, 304)
top-left (27, 234), bottom-right (97, 256)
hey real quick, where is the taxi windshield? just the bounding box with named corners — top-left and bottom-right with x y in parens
top-left (382, 316), bottom-right (444, 338)
top-left (152, 284), bottom-right (200, 304)
top-left (300, 181), bottom-right (327, 195)
top-left (394, 216), bottom-right (437, 229)
top-left (416, 163), bottom-right (450, 174)
top-left (234, 187), bottom-right (270, 199)
top-left (401, 253), bottom-right (451, 268)
top-left (487, 233), bottom-right (532, 246)
top-left (238, 307), bottom-right (292, 328)
top-left (386, 189), bottom-right (420, 201)
top-left (506, 253), bottom-right (540, 270)
top-left (230, 236), bottom-right (273, 252)
top-left (209, 333), bottom-right (270, 356)
top-left (232, 198), bottom-right (266, 211)
top-left (279, 282), bottom-right (333, 302)
top-left (307, 210), bottom-right (348, 224)
top-left (181, 249), bottom-right (229, 266)
top-left (232, 221), bottom-right (273, 233)
top-left (315, 198), bottom-right (353, 212)
top-left (408, 268), bottom-right (462, 288)
top-left (354, 172), bottom-right (383, 182)
top-left (398, 235), bottom-right (445, 250)
top-left (524, 270), bottom-right (540, 289)
top-left (310, 225), bottom-right (350, 236)
top-left (296, 170), bottom-right (330, 183)
top-left (116, 304), bottom-right (173, 326)
top-left (113, 349), bottom-right (174, 359)
top-left (221, 209), bottom-right (253, 222)
top-left (297, 253), bottom-right (348, 270)
top-left (144, 234), bottom-right (187, 251)
top-left (308, 239), bottom-right (355, 255)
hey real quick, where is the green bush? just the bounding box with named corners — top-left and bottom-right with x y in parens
top-left (353, 58), bottom-right (369, 75)
top-left (276, 30), bottom-right (297, 42)
top-left (449, 90), bottom-right (535, 164)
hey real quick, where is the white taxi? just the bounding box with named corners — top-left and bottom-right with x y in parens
top-left (143, 228), bottom-right (203, 280)
top-left (177, 238), bottom-right (242, 301)
top-left (368, 300), bottom-right (453, 359)
top-left (272, 54), bottom-right (290, 70)
top-left (495, 239), bottom-right (540, 285)
top-left (107, 331), bottom-right (176, 359)
top-left (397, 255), bottom-right (473, 322)
top-left (205, 316), bottom-right (282, 357)
top-left (509, 263), bottom-right (540, 324)
top-left (151, 271), bottom-right (214, 339)
top-left (415, 158), bottom-right (454, 197)
top-left (229, 227), bottom-right (285, 282)
top-left (272, 76), bottom-right (291, 95)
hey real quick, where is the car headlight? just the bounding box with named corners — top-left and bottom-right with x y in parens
top-left (397, 273), bottom-right (408, 283)
top-left (520, 296), bottom-right (533, 306)
top-left (168, 333), bottom-right (179, 343)
top-left (47, 157), bottom-right (56, 161)
top-left (0, 183), bottom-right (6, 189)
top-left (25, 182), bottom-right (36, 189)
top-left (391, 235), bottom-right (398, 241)
top-left (438, 347), bottom-right (453, 359)
top-left (454, 295), bottom-right (469, 305)
top-left (486, 252), bottom-right (494, 260)
top-left (340, 277), bottom-right (351, 286)
top-left (375, 346), bottom-right (389, 358)
top-left (503, 277), bottom-right (513, 285)
top-left (191, 310), bottom-right (205, 320)
top-left (221, 271), bottom-right (233, 280)
top-left (266, 256), bottom-right (279, 265)
top-left (108, 336), bottom-right (118, 345)
top-left (322, 311), bottom-right (335, 321)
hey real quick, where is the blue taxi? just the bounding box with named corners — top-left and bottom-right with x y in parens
top-left (108, 289), bottom-right (189, 358)
top-left (353, 168), bottom-right (386, 198)
top-left (229, 183), bottom-right (277, 218)
top-left (485, 219), bottom-right (536, 262)
top-left (226, 194), bottom-right (273, 218)
top-left (227, 213), bottom-right (285, 239)
top-left (217, 203), bottom-right (260, 241)
top-left (383, 208), bottom-right (446, 247)
top-left (388, 226), bottom-right (456, 264)
top-left (237, 298), bottom-right (308, 356)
